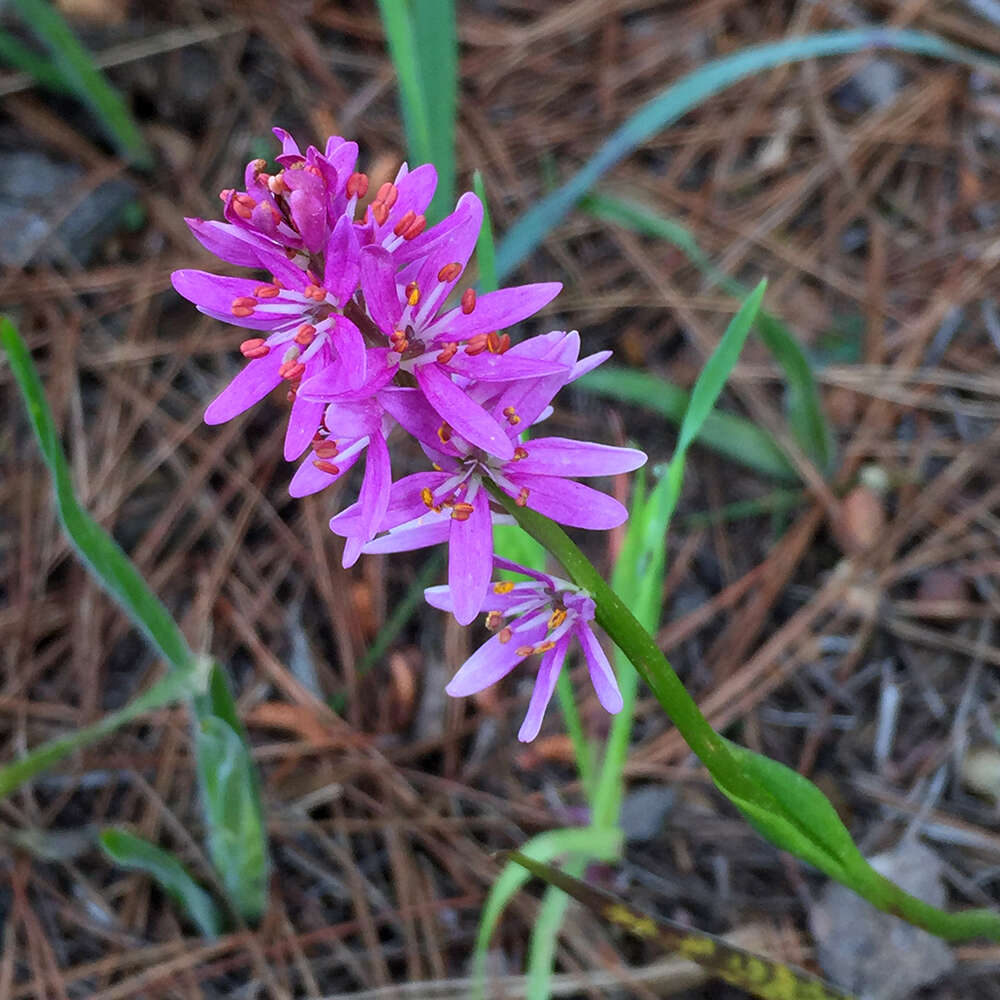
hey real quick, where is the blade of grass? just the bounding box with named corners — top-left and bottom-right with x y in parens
top-left (99, 829), bottom-right (223, 938)
top-left (510, 851), bottom-right (856, 1000)
top-left (584, 191), bottom-right (833, 472)
top-left (494, 29), bottom-right (1000, 283)
top-left (0, 30), bottom-right (68, 92)
top-left (472, 170), bottom-right (497, 293)
top-left (9, 0), bottom-right (151, 167)
top-left (580, 367), bottom-right (796, 481)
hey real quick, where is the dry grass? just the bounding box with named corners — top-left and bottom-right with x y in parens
top-left (2, 0), bottom-right (1000, 996)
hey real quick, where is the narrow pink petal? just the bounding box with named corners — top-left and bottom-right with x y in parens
top-left (415, 364), bottom-right (515, 460)
top-left (378, 387), bottom-right (450, 449)
top-left (204, 350), bottom-right (283, 424)
top-left (445, 619), bottom-right (549, 698)
top-left (576, 624), bottom-right (623, 713)
top-left (431, 283), bottom-right (561, 340)
top-left (324, 214), bottom-right (360, 304)
top-left (509, 438), bottom-right (647, 477)
top-left (447, 489), bottom-right (494, 626)
top-left (330, 471), bottom-right (446, 536)
top-left (518, 633), bottom-right (571, 742)
top-left (334, 315), bottom-right (367, 390)
top-left (272, 126), bottom-right (302, 165)
top-left (395, 191), bottom-right (483, 265)
top-left (289, 444), bottom-right (363, 498)
top-left (359, 247), bottom-right (401, 333)
top-left (443, 352), bottom-right (568, 382)
top-left (424, 582), bottom-right (536, 616)
top-left (508, 473), bottom-right (628, 530)
top-left (284, 396), bottom-right (325, 461)
top-left (341, 432), bottom-right (392, 567)
top-left (360, 516), bottom-right (451, 553)
top-left (184, 219), bottom-right (267, 268)
top-left (172, 270), bottom-right (263, 315)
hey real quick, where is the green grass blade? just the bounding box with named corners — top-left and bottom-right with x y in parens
top-left (585, 192), bottom-right (833, 472)
top-left (472, 170), bottom-right (497, 293)
top-left (9, 0), bottom-right (151, 167)
top-left (99, 829), bottom-right (223, 938)
top-left (494, 29), bottom-right (999, 283)
top-left (471, 827), bottom-right (621, 999)
top-left (1, 317), bottom-right (192, 671)
top-left (0, 29), bottom-right (68, 91)
top-left (581, 367), bottom-right (795, 481)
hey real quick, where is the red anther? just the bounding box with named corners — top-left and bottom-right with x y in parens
top-left (393, 209), bottom-right (416, 236)
top-left (465, 333), bottom-right (488, 356)
top-left (374, 181), bottom-right (398, 210)
top-left (437, 262), bottom-right (462, 283)
top-left (375, 181), bottom-right (392, 202)
top-left (405, 282), bottom-right (420, 306)
top-left (240, 338), bottom-right (269, 359)
top-left (219, 188), bottom-right (234, 202)
top-left (371, 202), bottom-right (389, 226)
top-left (497, 333), bottom-right (511, 353)
top-left (451, 501), bottom-right (475, 521)
top-left (515, 645), bottom-right (535, 657)
top-left (294, 323), bottom-right (317, 346)
top-left (313, 460), bottom-right (341, 476)
top-left (437, 423), bottom-right (452, 444)
top-left (279, 361), bottom-right (306, 381)
top-left (516, 486), bottom-right (530, 507)
top-left (272, 277), bottom-right (284, 288)
top-left (402, 215), bottom-right (426, 240)
top-left (315, 440), bottom-right (339, 459)
top-left (486, 331), bottom-right (503, 353)
top-left (267, 173), bottom-right (288, 194)
top-left (436, 342), bottom-right (458, 363)
top-left (286, 389), bottom-right (297, 402)
top-left (306, 164), bottom-right (322, 177)
top-left (254, 284), bottom-right (280, 298)
top-left (460, 288), bottom-right (477, 314)
top-left (304, 284), bottom-right (326, 301)
top-left (485, 610), bottom-right (504, 631)
top-left (346, 172), bottom-right (369, 198)
top-left (231, 296), bottom-right (257, 317)
top-left (231, 193), bottom-right (256, 219)
top-left (503, 406), bottom-right (521, 425)
top-left (513, 446), bottom-right (528, 461)
top-left (270, 205), bottom-right (283, 224)
top-left (498, 626), bottom-right (513, 644)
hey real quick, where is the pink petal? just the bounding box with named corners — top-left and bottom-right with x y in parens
top-left (289, 443), bottom-right (364, 498)
top-left (359, 247), bottom-right (401, 333)
top-left (507, 474), bottom-right (628, 530)
top-left (378, 387), bottom-right (450, 449)
top-left (204, 349), bottom-right (283, 424)
top-left (509, 438), bottom-right (647, 477)
top-left (430, 283), bottom-right (561, 340)
top-left (324, 215), bottom-right (360, 304)
top-left (341, 432), bottom-right (392, 567)
top-left (576, 623), bottom-right (623, 713)
top-left (518, 633), bottom-right (571, 742)
top-left (284, 395), bottom-right (325, 461)
top-left (445, 619), bottom-right (549, 698)
top-left (330, 470), bottom-right (446, 536)
top-left (443, 352), bottom-right (568, 382)
top-left (334, 315), bottom-right (367, 390)
top-left (447, 489), bottom-right (494, 626)
top-left (361, 516), bottom-right (451, 553)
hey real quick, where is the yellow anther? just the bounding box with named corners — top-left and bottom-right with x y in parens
top-left (547, 608), bottom-right (567, 630)
top-left (493, 581), bottom-right (515, 594)
top-left (420, 487), bottom-right (434, 508)
top-left (536, 641), bottom-right (556, 654)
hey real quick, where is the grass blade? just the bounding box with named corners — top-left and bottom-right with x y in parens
top-left (472, 170), bottom-right (497, 293)
top-left (510, 851), bottom-right (857, 1000)
top-left (99, 829), bottom-right (223, 938)
top-left (495, 29), bottom-right (999, 283)
top-left (585, 191), bottom-right (833, 472)
top-left (8, 0), bottom-right (151, 167)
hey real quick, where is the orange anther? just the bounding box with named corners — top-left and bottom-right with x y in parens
top-left (420, 487), bottom-right (435, 508)
top-left (503, 406), bottom-right (521, 426)
top-left (498, 627), bottom-right (513, 644)
top-left (515, 645), bottom-right (535, 657)
top-left (346, 172), bottom-right (369, 198)
top-left (547, 608), bottom-right (567, 630)
top-left (437, 262), bottom-right (462, 283)
top-left (402, 214), bottom-right (426, 239)
top-left (279, 361), bottom-right (306, 381)
top-left (371, 202), bottom-right (389, 226)
top-left (393, 210), bottom-right (416, 237)
top-left (405, 282), bottom-right (420, 306)
top-left (375, 181), bottom-right (393, 203)
top-left (219, 188), bottom-right (234, 202)
top-left (231, 296), bottom-right (257, 317)
top-left (461, 288), bottom-right (476, 314)
top-left (294, 323), bottom-right (317, 346)
top-left (465, 334), bottom-right (488, 356)
top-left (254, 284), bottom-right (280, 298)
top-left (516, 486), bottom-right (530, 507)
top-left (451, 501), bottom-right (475, 521)
top-left (486, 331), bottom-right (503, 353)
top-left (231, 193), bottom-right (256, 219)
top-left (313, 460), bottom-right (341, 476)
top-left (436, 423), bottom-right (452, 444)
top-left (513, 446), bottom-right (528, 460)
top-left (536, 641), bottom-right (556, 654)
top-left (240, 338), bottom-right (269, 359)
top-left (493, 581), bottom-right (515, 594)
top-left (436, 342), bottom-right (458, 364)
top-left (497, 333), bottom-right (511, 353)
top-left (304, 284), bottom-right (326, 301)
top-left (314, 441), bottom-right (339, 459)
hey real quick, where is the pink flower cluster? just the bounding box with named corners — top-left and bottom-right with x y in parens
top-left (174, 129), bottom-right (645, 738)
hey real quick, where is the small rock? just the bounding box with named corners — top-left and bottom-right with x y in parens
top-left (619, 785), bottom-right (676, 843)
top-left (809, 840), bottom-right (955, 999)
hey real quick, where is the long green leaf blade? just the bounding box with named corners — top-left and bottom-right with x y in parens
top-left (99, 829), bottom-right (223, 938)
top-left (495, 30), bottom-right (999, 282)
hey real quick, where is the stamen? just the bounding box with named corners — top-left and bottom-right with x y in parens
top-left (374, 181), bottom-right (398, 209)
top-left (405, 282), bottom-right (420, 306)
top-left (314, 441), bottom-right (339, 458)
top-left (402, 214), bottom-right (426, 239)
top-left (450, 501), bottom-right (475, 521)
top-left (240, 338), bottom-right (269, 359)
top-left (393, 210), bottom-right (416, 236)
top-left (420, 487), bottom-right (435, 508)
top-left (465, 334), bottom-right (488, 356)
top-left (437, 262), bottom-right (462, 283)
top-left (536, 641), bottom-right (556, 654)
top-left (231, 193), bottom-right (256, 219)
top-left (219, 188), bottom-right (234, 201)
top-left (304, 284), bottom-right (326, 302)
top-left (437, 423), bottom-right (452, 444)
top-left (371, 202), bottom-right (389, 226)
top-left (254, 284), bottom-right (280, 298)
top-left (497, 333), bottom-right (511, 353)
top-left (279, 361), bottom-right (306, 381)
top-left (346, 172), bottom-right (369, 198)
top-left (515, 645), bottom-right (535, 657)
top-left (516, 486), bottom-right (530, 507)
top-left (267, 173), bottom-right (288, 194)
top-left (485, 611), bottom-right (504, 631)
top-left (436, 342), bottom-right (458, 363)
top-left (493, 581), bottom-right (515, 594)
top-left (498, 627), bottom-right (513, 644)
top-left (513, 447), bottom-right (528, 460)
top-left (294, 323), bottom-right (317, 346)
top-left (461, 288), bottom-right (476, 314)
top-left (547, 608), bottom-right (567, 630)
top-left (486, 331), bottom-right (503, 353)
top-left (231, 296), bottom-right (257, 317)
top-left (503, 406), bottom-right (521, 426)
top-left (312, 460), bottom-right (340, 475)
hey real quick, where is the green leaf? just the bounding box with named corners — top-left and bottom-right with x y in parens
top-left (0, 30), bottom-right (69, 92)
top-left (585, 191), bottom-right (833, 473)
top-left (472, 170), bottom-right (498, 294)
top-left (194, 715), bottom-right (269, 923)
top-left (99, 829), bottom-right (223, 939)
top-left (581, 368), bottom-right (796, 481)
top-left (495, 29), bottom-right (999, 283)
top-left (509, 851), bottom-right (857, 1000)
top-left (8, 0), bottom-right (152, 168)
top-left (378, 0), bottom-right (457, 221)
top-left (472, 827), bottom-right (621, 999)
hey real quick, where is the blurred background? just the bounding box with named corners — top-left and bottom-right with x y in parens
top-left (3, 1), bottom-right (1000, 996)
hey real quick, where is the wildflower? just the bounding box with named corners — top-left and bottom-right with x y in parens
top-left (425, 558), bottom-right (623, 741)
